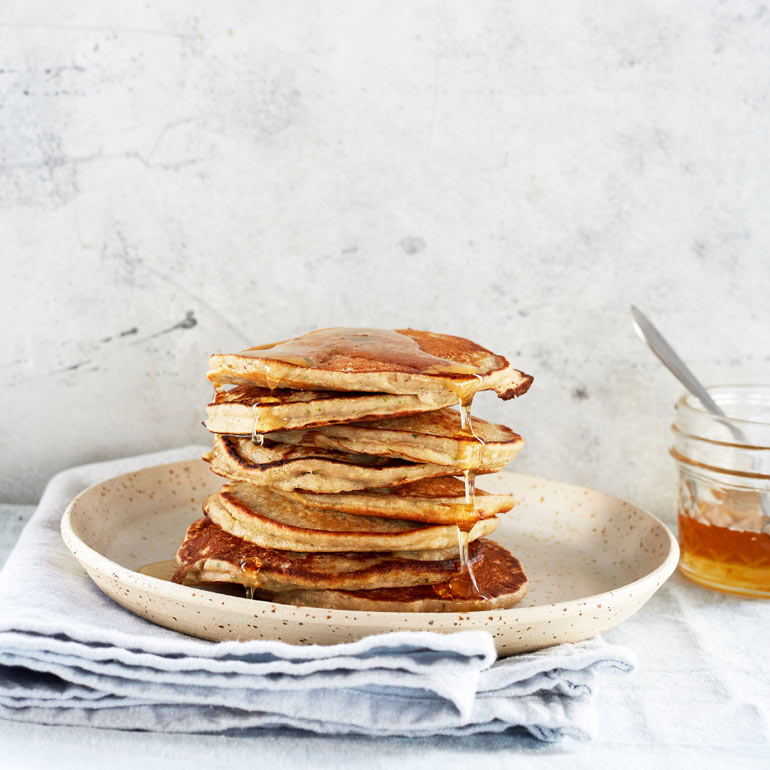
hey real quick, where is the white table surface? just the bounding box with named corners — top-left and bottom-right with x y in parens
top-left (1, 503), bottom-right (768, 770)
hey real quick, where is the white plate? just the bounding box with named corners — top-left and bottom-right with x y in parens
top-left (61, 459), bottom-right (678, 655)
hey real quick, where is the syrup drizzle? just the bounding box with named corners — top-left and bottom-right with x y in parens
top-left (241, 560), bottom-right (259, 599)
top-left (454, 376), bottom-right (489, 599)
top-left (248, 363), bottom-right (276, 446)
top-left (263, 363), bottom-right (279, 391)
top-left (251, 403), bottom-right (265, 446)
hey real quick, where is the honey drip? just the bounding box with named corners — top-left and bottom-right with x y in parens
top-left (462, 469), bottom-right (475, 506)
top-left (240, 560), bottom-right (260, 599)
top-left (454, 381), bottom-right (488, 599)
top-left (450, 524), bottom-right (485, 597)
top-left (251, 403), bottom-right (265, 446)
top-left (263, 363), bottom-right (279, 391)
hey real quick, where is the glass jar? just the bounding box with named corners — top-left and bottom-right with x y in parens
top-left (671, 384), bottom-right (770, 597)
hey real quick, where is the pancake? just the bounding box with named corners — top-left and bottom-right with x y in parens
top-left (204, 385), bottom-right (458, 435)
top-left (172, 517), bottom-right (482, 591)
top-left (207, 327), bottom-right (533, 403)
top-left (275, 477), bottom-right (515, 526)
top-left (203, 481), bottom-right (499, 552)
top-left (268, 407), bottom-right (522, 470)
top-left (252, 539), bottom-right (529, 612)
top-left (204, 435), bottom-right (477, 492)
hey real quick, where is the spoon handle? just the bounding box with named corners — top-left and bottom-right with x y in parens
top-left (630, 306), bottom-right (726, 417)
top-left (631, 305), bottom-right (770, 529)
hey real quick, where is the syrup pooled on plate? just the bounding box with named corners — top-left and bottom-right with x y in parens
top-left (137, 559), bottom-right (179, 582)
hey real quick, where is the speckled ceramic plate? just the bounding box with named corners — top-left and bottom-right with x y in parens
top-left (61, 459), bottom-right (677, 655)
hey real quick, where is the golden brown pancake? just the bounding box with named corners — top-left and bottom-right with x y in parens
top-left (204, 385), bottom-right (458, 435)
top-left (175, 326), bottom-right (533, 615)
top-left (203, 482), bottom-right (499, 552)
top-left (203, 435), bottom-right (481, 493)
top-left (253, 539), bottom-right (529, 612)
top-left (275, 477), bottom-right (515, 526)
top-left (207, 327), bottom-right (533, 403)
top-left (172, 517), bottom-right (483, 591)
top-left (268, 407), bottom-right (522, 470)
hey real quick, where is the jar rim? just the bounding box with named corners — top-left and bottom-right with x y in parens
top-left (676, 384), bottom-right (770, 429)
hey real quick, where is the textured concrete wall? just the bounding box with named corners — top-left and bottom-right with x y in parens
top-left (2, 1), bottom-right (769, 515)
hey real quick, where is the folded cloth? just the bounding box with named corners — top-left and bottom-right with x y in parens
top-left (0, 447), bottom-right (635, 742)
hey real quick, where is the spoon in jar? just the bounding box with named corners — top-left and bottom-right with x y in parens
top-left (630, 305), bottom-right (770, 529)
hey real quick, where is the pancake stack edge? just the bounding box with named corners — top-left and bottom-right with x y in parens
top-left (172, 327), bottom-right (534, 612)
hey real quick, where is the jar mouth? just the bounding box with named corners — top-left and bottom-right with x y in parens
top-left (670, 447), bottom-right (770, 482)
top-left (672, 387), bottom-right (770, 477)
top-left (671, 423), bottom-right (770, 452)
top-left (677, 384), bottom-right (770, 429)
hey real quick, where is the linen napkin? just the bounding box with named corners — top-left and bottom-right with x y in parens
top-left (0, 447), bottom-right (635, 741)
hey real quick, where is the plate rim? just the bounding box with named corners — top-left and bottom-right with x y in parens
top-left (60, 458), bottom-right (680, 626)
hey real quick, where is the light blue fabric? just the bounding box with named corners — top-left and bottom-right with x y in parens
top-left (0, 447), bottom-right (634, 742)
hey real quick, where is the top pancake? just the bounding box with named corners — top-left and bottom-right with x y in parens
top-left (208, 328), bottom-right (533, 403)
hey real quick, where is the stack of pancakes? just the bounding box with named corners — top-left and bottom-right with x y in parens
top-left (172, 328), bottom-right (534, 612)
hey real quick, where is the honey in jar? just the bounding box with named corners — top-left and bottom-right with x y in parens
top-left (677, 489), bottom-right (770, 596)
top-left (671, 385), bottom-right (770, 598)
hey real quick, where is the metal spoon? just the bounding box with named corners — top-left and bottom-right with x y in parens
top-left (630, 305), bottom-right (770, 528)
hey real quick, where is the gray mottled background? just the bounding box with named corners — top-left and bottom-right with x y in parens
top-left (1, 1), bottom-right (769, 517)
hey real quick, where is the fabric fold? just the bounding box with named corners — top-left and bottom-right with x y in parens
top-left (0, 447), bottom-right (635, 742)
